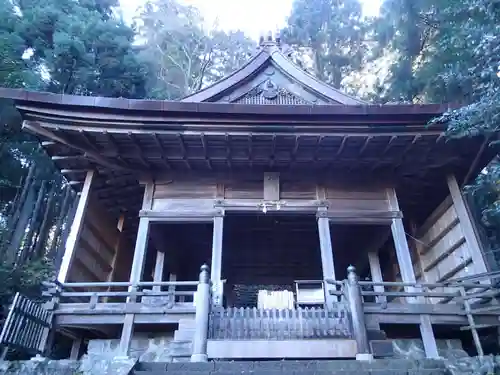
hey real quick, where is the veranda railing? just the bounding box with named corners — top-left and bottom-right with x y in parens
top-left (5, 265), bottom-right (500, 360)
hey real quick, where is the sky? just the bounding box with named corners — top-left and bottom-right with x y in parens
top-left (119, 0), bottom-right (382, 40)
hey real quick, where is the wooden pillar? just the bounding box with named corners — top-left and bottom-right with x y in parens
top-left (367, 252), bottom-right (386, 303)
top-left (317, 208), bottom-right (336, 280)
top-left (447, 175), bottom-right (488, 274)
top-left (70, 337), bottom-right (83, 360)
top-left (153, 251), bottom-right (165, 292)
top-left (58, 171), bottom-right (94, 283)
top-left (210, 211), bottom-right (224, 306)
top-left (191, 265), bottom-right (210, 362)
top-left (119, 182), bottom-right (154, 356)
top-left (168, 273), bottom-right (177, 304)
top-left (346, 266), bottom-right (372, 360)
top-left (386, 188), bottom-right (439, 359)
top-left (104, 214), bottom-right (125, 303)
top-left (317, 207), bottom-right (337, 306)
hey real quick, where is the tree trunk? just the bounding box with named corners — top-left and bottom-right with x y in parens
top-left (5, 184), bottom-right (37, 264)
top-left (48, 186), bottom-right (72, 258)
top-left (19, 181), bottom-right (47, 265)
top-left (34, 186), bottom-right (56, 259)
top-left (1, 164), bottom-right (36, 256)
top-left (54, 191), bottom-right (79, 271)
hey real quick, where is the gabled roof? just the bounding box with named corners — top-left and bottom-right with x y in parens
top-left (182, 36), bottom-right (367, 105)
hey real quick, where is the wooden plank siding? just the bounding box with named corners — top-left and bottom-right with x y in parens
top-left (66, 198), bottom-right (121, 283)
top-left (415, 195), bottom-right (485, 302)
top-left (151, 176), bottom-right (391, 217)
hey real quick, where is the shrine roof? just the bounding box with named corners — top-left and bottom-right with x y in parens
top-left (0, 36), bottom-right (496, 231)
top-left (181, 35), bottom-right (366, 105)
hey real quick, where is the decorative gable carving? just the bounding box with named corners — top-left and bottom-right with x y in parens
top-left (232, 79), bottom-right (312, 105)
top-left (182, 32), bottom-right (366, 105)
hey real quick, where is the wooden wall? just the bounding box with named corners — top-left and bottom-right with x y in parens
top-left (66, 196), bottom-right (123, 282)
top-left (151, 175), bottom-right (391, 216)
top-left (414, 196), bottom-right (485, 285)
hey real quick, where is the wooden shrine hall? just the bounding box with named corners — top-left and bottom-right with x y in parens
top-left (0, 34), bottom-right (499, 362)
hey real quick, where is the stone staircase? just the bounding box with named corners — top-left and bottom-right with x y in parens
top-left (169, 318), bottom-right (196, 362)
top-left (132, 359), bottom-right (451, 375)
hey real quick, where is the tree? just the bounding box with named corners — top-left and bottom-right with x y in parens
top-left (0, 0), bottom-right (151, 328)
top-left (371, 0), bottom-right (500, 266)
top-left (137, 0), bottom-right (255, 99)
top-left (15, 0), bottom-right (148, 98)
top-left (281, 0), bottom-right (367, 89)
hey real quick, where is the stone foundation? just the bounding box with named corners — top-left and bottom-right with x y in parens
top-left (88, 333), bottom-right (176, 362)
top-left (392, 339), bottom-right (468, 360)
top-left (86, 335), bottom-right (468, 362)
top-left (2, 356), bottom-right (499, 375)
top-left (0, 356), bottom-right (135, 375)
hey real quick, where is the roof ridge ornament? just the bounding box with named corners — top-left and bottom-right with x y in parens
top-left (258, 30), bottom-right (293, 57)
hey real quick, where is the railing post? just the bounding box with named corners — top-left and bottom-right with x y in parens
top-left (191, 264), bottom-right (210, 362)
top-left (346, 265), bottom-right (372, 361)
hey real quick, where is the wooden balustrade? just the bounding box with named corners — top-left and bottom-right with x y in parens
top-left (35, 267), bottom-right (500, 360)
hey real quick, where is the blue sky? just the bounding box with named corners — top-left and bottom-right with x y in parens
top-left (120, 0), bottom-right (382, 40)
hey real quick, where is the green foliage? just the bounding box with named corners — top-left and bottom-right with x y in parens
top-left (0, 259), bottom-right (54, 317)
top-left (372, 0), bottom-right (500, 260)
top-left (281, 0), bottom-right (367, 89)
top-left (16, 0), bottom-right (148, 97)
top-left (137, 0), bottom-right (255, 99)
top-left (0, 0), bottom-right (256, 312)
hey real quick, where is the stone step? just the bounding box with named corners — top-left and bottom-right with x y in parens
top-left (169, 340), bottom-right (193, 358)
top-left (134, 370), bottom-right (447, 375)
top-left (134, 359), bottom-right (449, 374)
top-left (178, 319), bottom-right (196, 329)
top-left (133, 372), bottom-right (444, 375)
top-left (174, 330), bottom-right (195, 341)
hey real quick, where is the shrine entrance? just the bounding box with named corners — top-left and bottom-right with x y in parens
top-left (222, 213), bottom-right (322, 309)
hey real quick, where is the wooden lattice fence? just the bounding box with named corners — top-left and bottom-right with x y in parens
top-left (209, 306), bottom-right (351, 340)
top-left (0, 293), bottom-right (52, 359)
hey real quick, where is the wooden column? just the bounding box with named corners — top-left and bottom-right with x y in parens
top-left (447, 175), bottom-right (488, 274)
top-left (210, 211), bottom-right (224, 306)
top-left (191, 265), bottom-right (210, 362)
top-left (346, 266), bottom-right (372, 360)
top-left (153, 251), bottom-right (165, 292)
top-left (58, 170), bottom-right (94, 283)
top-left (168, 273), bottom-right (177, 304)
top-left (104, 214), bottom-right (125, 303)
top-left (317, 208), bottom-right (336, 280)
top-left (119, 182), bottom-right (154, 356)
top-left (386, 188), bottom-right (439, 359)
top-left (367, 252), bottom-right (386, 303)
top-left (107, 214), bottom-right (125, 283)
top-left (70, 337), bottom-right (83, 360)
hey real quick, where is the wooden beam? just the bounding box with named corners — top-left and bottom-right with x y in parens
top-left (386, 187), bottom-right (439, 359)
top-left (368, 252), bottom-right (386, 303)
top-left (128, 132), bottom-right (150, 168)
top-left (211, 212), bottom-right (224, 306)
top-left (263, 172), bottom-right (280, 201)
top-left (359, 136), bottom-right (373, 156)
top-left (119, 181), bottom-right (154, 355)
top-left (225, 133), bottom-right (232, 168)
top-left (200, 133), bottom-right (212, 170)
top-left (336, 136), bottom-right (348, 156)
top-left (58, 171), bottom-right (94, 283)
top-left (23, 121), bottom-right (132, 171)
top-left (447, 175), bottom-right (488, 275)
top-left (151, 133), bottom-right (172, 169)
top-left (387, 188), bottom-right (416, 287)
top-left (153, 251), bottom-right (165, 292)
top-left (177, 133), bottom-right (191, 169)
top-left (382, 136), bottom-right (397, 155)
top-left (104, 214), bottom-right (125, 302)
top-left (317, 208), bottom-right (336, 281)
